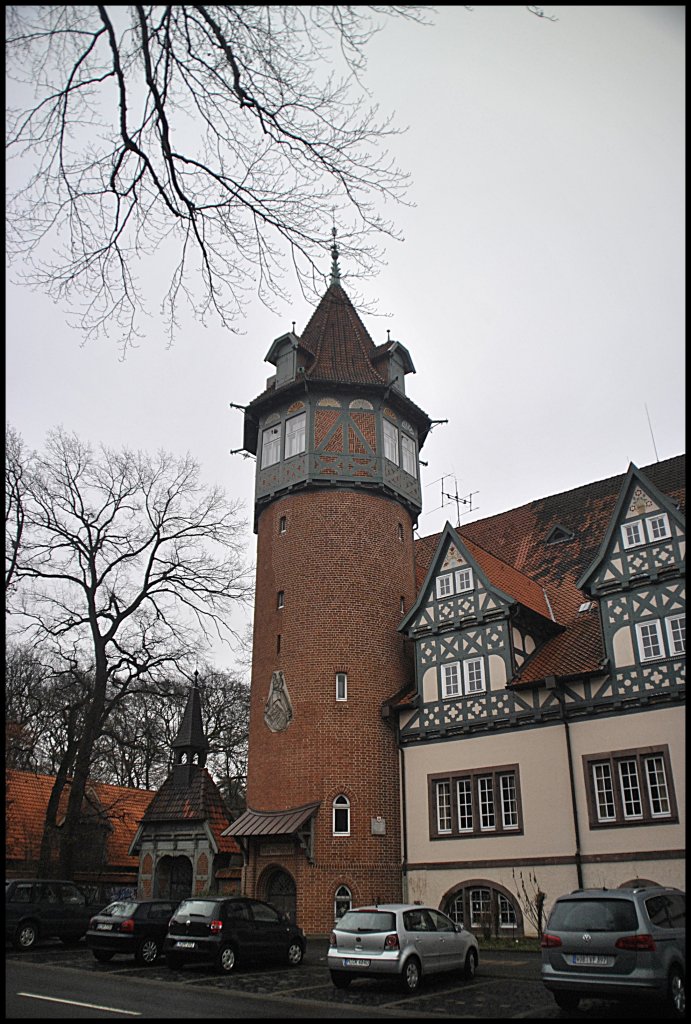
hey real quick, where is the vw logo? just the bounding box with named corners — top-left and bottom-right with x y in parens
top-left (582, 932), bottom-right (592, 943)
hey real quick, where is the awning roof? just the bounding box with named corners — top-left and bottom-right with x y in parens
top-left (222, 801), bottom-right (321, 839)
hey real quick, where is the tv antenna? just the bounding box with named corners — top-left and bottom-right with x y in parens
top-left (423, 474), bottom-right (479, 527)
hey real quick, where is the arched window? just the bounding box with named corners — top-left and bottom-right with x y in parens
top-left (334, 885), bottom-right (352, 921)
top-left (333, 795), bottom-right (350, 836)
top-left (444, 883), bottom-right (521, 937)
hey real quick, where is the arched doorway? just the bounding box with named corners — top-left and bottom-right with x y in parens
top-left (263, 868), bottom-right (297, 923)
top-left (155, 855), bottom-right (193, 901)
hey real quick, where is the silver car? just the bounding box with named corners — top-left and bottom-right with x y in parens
top-left (328, 903), bottom-right (479, 993)
top-left (541, 886), bottom-right (685, 1017)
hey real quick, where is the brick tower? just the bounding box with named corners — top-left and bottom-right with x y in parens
top-left (228, 238), bottom-right (431, 933)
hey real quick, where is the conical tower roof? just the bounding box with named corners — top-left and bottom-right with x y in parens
top-left (299, 281), bottom-right (386, 388)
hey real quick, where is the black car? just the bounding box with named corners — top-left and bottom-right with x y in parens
top-left (5, 878), bottom-right (105, 950)
top-left (164, 896), bottom-right (306, 973)
top-left (86, 899), bottom-right (179, 965)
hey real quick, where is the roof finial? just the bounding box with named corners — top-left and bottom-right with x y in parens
top-left (330, 215), bottom-right (341, 286)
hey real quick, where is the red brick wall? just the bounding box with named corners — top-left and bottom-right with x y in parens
top-left (246, 488), bottom-right (417, 932)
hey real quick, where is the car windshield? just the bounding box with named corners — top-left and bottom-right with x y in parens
top-left (100, 901), bottom-right (139, 917)
top-left (548, 899), bottom-right (638, 932)
top-left (174, 900), bottom-right (217, 917)
top-left (337, 911), bottom-right (397, 933)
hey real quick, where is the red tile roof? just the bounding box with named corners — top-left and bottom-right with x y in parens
top-left (141, 766), bottom-right (240, 854)
top-left (5, 770), bottom-right (155, 869)
top-left (299, 283), bottom-right (386, 386)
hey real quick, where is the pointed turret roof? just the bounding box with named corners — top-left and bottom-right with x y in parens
top-left (171, 677), bottom-right (209, 756)
top-left (298, 282), bottom-right (387, 387)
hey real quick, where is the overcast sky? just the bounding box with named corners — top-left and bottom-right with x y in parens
top-left (6, 6), bottom-right (685, 666)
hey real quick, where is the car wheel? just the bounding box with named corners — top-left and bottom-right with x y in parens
top-left (667, 967), bottom-right (685, 1019)
top-left (217, 943), bottom-right (237, 973)
top-left (330, 970), bottom-right (352, 989)
top-left (400, 955), bottom-right (422, 994)
top-left (463, 948), bottom-right (478, 980)
top-left (13, 922), bottom-right (38, 951)
top-left (554, 992), bottom-right (580, 1011)
top-left (166, 954), bottom-right (183, 970)
top-left (93, 950), bottom-right (115, 963)
top-left (287, 940), bottom-right (304, 966)
top-left (135, 937), bottom-right (160, 966)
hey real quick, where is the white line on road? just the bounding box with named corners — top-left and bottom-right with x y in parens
top-left (18, 992), bottom-right (142, 1016)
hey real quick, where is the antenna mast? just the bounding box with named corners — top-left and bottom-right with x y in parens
top-left (441, 475), bottom-right (479, 527)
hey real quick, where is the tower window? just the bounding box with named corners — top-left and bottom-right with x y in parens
top-left (277, 634), bottom-right (282, 654)
top-left (262, 424), bottom-right (281, 468)
top-left (397, 523), bottom-right (404, 542)
top-left (401, 434), bottom-right (417, 477)
top-left (279, 516), bottom-right (287, 534)
top-left (336, 673), bottom-right (348, 701)
top-left (333, 795), bottom-right (350, 836)
top-left (285, 412), bottom-right (306, 458)
top-left (277, 590), bottom-right (285, 610)
top-left (383, 420), bottom-right (399, 465)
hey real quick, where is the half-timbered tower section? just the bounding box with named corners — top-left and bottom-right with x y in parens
top-left (228, 248), bottom-right (432, 933)
top-left (396, 457), bottom-right (684, 938)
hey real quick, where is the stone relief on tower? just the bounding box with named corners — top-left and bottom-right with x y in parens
top-left (264, 670), bottom-right (293, 732)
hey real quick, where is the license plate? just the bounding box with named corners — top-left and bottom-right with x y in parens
top-left (96, 923), bottom-right (112, 931)
top-left (572, 954), bottom-right (609, 966)
top-left (343, 958), bottom-right (369, 968)
top-left (176, 941), bottom-right (196, 949)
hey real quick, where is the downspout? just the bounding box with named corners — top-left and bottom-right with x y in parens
top-left (399, 727), bottom-right (409, 903)
top-left (547, 675), bottom-right (584, 888)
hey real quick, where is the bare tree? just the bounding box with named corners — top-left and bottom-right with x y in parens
top-left (5, 424), bottom-right (29, 591)
top-left (6, 425), bottom-right (253, 876)
top-left (6, 5), bottom-right (432, 351)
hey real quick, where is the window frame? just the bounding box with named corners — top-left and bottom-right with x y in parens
top-left (429, 765), bottom-right (523, 839)
top-left (435, 574), bottom-right (454, 599)
top-left (261, 423), bottom-right (282, 468)
top-left (583, 745), bottom-right (677, 828)
top-left (463, 657), bottom-right (486, 694)
top-left (441, 661), bottom-right (462, 698)
top-left (401, 433), bottom-right (417, 477)
top-left (666, 614), bottom-right (685, 655)
top-left (635, 619), bottom-right (664, 661)
top-left (383, 419), bottom-right (399, 466)
top-left (284, 411), bottom-right (306, 459)
top-left (336, 672), bottom-right (348, 702)
top-left (645, 512), bottom-right (671, 542)
top-left (455, 567), bottom-right (474, 593)
top-left (332, 794), bottom-right (350, 836)
top-left (621, 520), bottom-right (644, 549)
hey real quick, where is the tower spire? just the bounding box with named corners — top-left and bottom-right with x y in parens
top-left (330, 224), bottom-right (341, 286)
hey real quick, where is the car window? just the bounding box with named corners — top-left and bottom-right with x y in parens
top-left (337, 911), bottom-right (396, 933)
top-left (59, 883), bottom-right (86, 906)
top-left (175, 900), bottom-right (217, 918)
top-left (428, 908), bottom-right (455, 933)
top-left (646, 894), bottom-right (686, 929)
top-left (549, 899), bottom-right (638, 932)
top-left (250, 901), bottom-right (280, 924)
top-left (224, 901), bottom-right (251, 922)
top-left (8, 883), bottom-right (34, 903)
top-left (148, 903), bottom-right (175, 921)
top-left (40, 883), bottom-right (60, 904)
top-left (404, 909), bottom-right (435, 932)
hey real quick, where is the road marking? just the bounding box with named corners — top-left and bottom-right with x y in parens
top-left (18, 992), bottom-right (141, 1015)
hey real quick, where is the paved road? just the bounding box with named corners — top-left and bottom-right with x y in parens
top-left (5, 938), bottom-right (669, 1018)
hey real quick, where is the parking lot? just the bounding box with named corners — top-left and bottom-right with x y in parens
top-left (6, 937), bottom-right (673, 1019)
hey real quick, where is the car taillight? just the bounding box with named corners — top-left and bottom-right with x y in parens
top-left (120, 918), bottom-right (135, 933)
top-left (540, 933), bottom-right (562, 948)
top-left (89, 917), bottom-right (97, 929)
top-left (384, 933), bottom-right (400, 950)
top-left (209, 919), bottom-right (223, 934)
top-left (615, 934), bottom-right (656, 951)
top-left (329, 931), bottom-right (337, 947)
